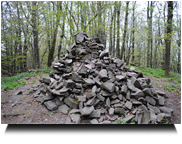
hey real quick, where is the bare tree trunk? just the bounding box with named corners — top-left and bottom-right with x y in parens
top-left (131, 1), bottom-right (136, 63)
top-left (48, 1), bottom-right (61, 67)
top-left (120, 1), bottom-right (129, 60)
top-left (116, 1), bottom-right (121, 58)
top-left (165, 1), bottom-right (173, 77)
top-left (32, 1), bottom-right (40, 69)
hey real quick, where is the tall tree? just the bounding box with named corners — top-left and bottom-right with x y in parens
top-left (47, 1), bottom-right (62, 67)
top-left (120, 1), bottom-right (129, 60)
top-left (131, 1), bottom-right (136, 63)
top-left (32, 1), bottom-right (40, 68)
top-left (165, 1), bottom-right (173, 77)
top-left (116, 1), bottom-right (121, 58)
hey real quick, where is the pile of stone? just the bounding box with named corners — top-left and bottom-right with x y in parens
top-left (36, 32), bottom-right (173, 124)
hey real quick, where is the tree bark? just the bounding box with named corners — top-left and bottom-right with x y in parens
top-left (48, 1), bottom-right (61, 67)
top-left (32, 1), bottom-right (40, 69)
top-left (120, 1), bottom-right (129, 60)
top-left (116, 1), bottom-right (121, 58)
top-left (165, 1), bottom-right (173, 77)
top-left (131, 1), bottom-right (136, 63)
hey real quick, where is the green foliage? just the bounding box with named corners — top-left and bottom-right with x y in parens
top-left (1, 68), bottom-right (52, 91)
top-left (43, 67), bottom-right (52, 73)
top-left (164, 84), bottom-right (181, 91)
top-left (116, 119), bottom-right (127, 124)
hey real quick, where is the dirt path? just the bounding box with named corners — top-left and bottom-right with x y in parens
top-left (1, 74), bottom-right (181, 124)
top-left (149, 76), bottom-right (181, 124)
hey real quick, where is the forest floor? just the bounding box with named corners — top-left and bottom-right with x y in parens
top-left (1, 74), bottom-right (181, 124)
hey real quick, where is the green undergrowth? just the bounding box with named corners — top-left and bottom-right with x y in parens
top-left (127, 66), bottom-right (181, 84)
top-left (1, 67), bottom-right (51, 91)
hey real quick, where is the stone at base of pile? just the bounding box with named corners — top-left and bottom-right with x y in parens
top-left (35, 31), bottom-right (173, 124)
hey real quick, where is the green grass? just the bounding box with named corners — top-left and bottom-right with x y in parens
top-left (163, 84), bottom-right (181, 91)
top-left (1, 67), bottom-right (52, 91)
top-left (127, 66), bottom-right (181, 84)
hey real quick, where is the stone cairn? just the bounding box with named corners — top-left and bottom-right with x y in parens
top-left (36, 31), bottom-right (173, 124)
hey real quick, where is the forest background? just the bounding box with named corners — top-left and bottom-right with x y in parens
top-left (1, 1), bottom-right (181, 77)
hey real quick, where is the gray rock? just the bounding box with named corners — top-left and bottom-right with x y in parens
top-left (118, 94), bottom-right (123, 100)
top-left (106, 97), bottom-right (110, 108)
top-left (78, 96), bottom-right (86, 102)
top-left (64, 97), bottom-right (78, 109)
top-left (136, 111), bottom-right (143, 124)
top-left (85, 96), bottom-right (96, 106)
top-left (81, 106), bottom-right (94, 116)
top-left (84, 78), bottom-right (95, 85)
top-left (58, 104), bottom-right (69, 114)
top-left (36, 94), bottom-right (54, 104)
top-left (116, 75), bottom-right (126, 81)
top-left (99, 116), bottom-right (104, 122)
top-left (137, 104), bottom-right (148, 111)
top-left (70, 114), bottom-right (81, 124)
top-left (142, 110), bottom-right (150, 124)
top-left (89, 110), bottom-right (101, 118)
top-left (97, 93), bottom-right (105, 101)
top-left (147, 104), bottom-right (160, 114)
top-left (75, 83), bottom-right (82, 89)
top-left (146, 96), bottom-right (156, 106)
top-left (86, 92), bottom-right (96, 99)
top-left (125, 101), bottom-right (132, 110)
top-left (157, 96), bottom-right (165, 105)
top-left (111, 95), bottom-right (118, 100)
top-left (94, 99), bottom-right (100, 106)
top-left (130, 99), bottom-right (142, 105)
top-left (109, 108), bottom-right (115, 116)
top-left (157, 113), bottom-right (166, 122)
top-left (55, 82), bottom-right (64, 90)
top-left (79, 101), bottom-right (83, 110)
top-left (101, 90), bottom-right (115, 97)
top-left (131, 88), bottom-right (144, 99)
top-left (160, 107), bottom-right (173, 115)
top-left (99, 69), bottom-right (108, 79)
top-left (72, 72), bottom-right (84, 83)
top-left (100, 121), bottom-right (111, 124)
top-left (107, 115), bottom-right (118, 121)
top-left (64, 79), bottom-right (75, 88)
top-left (65, 116), bottom-right (72, 124)
top-left (121, 85), bottom-right (128, 96)
top-left (116, 59), bottom-right (124, 67)
top-left (114, 103), bottom-right (124, 108)
top-left (143, 88), bottom-right (157, 97)
top-left (72, 88), bottom-right (81, 94)
top-left (126, 72), bottom-right (137, 77)
top-left (93, 77), bottom-right (102, 85)
top-left (127, 79), bottom-right (137, 92)
top-left (110, 99), bottom-right (120, 105)
top-left (15, 90), bottom-right (23, 95)
top-left (99, 50), bottom-right (108, 58)
top-left (126, 91), bottom-right (131, 100)
top-left (101, 82), bottom-right (115, 93)
top-left (59, 86), bottom-right (69, 93)
top-left (115, 86), bottom-right (119, 95)
top-left (114, 108), bottom-right (125, 114)
top-left (92, 85), bottom-right (97, 93)
top-left (154, 88), bottom-right (167, 97)
top-left (90, 119), bottom-right (99, 124)
top-left (42, 77), bottom-right (51, 84)
top-left (150, 109), bottom-right (157, 122)
top-left (44, 101), bottom-right (58, 111)
top-left (123, 114), bottom-right (134, 122)
top-left (69, 109), bottom-right (80, 115)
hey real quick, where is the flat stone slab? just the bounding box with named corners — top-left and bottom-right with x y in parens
top-left (125, 101), bottom-right (132, 110)
top-left (109, 108), bottom-right (114, 116)
top-left (107, 115), bottom-right (118, 121)
top-left (58, 104), bottom-right (69, 114)
top-left (70, 114), bottom-right (81, 124)
top-left (123, 114), bottom-right (134, 122)
top-left (99, 69), bottom-right (107, 79)
top-left (69, 109), bottom-right (80, 115)
top-left (90, 119), bottom-right (99, 124)
top-left (101, 82), bottom-right (115, 93)
top-left (44, 101), bottom-right (58, 111)
top-left (64, 97), bottom-right (78, 109)
top-left (89, 110), bottom-right (101, 118)
top-left (81, 106), bottom-right (94, 116)
top-left (146, 96), bottom-right (156, 106)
